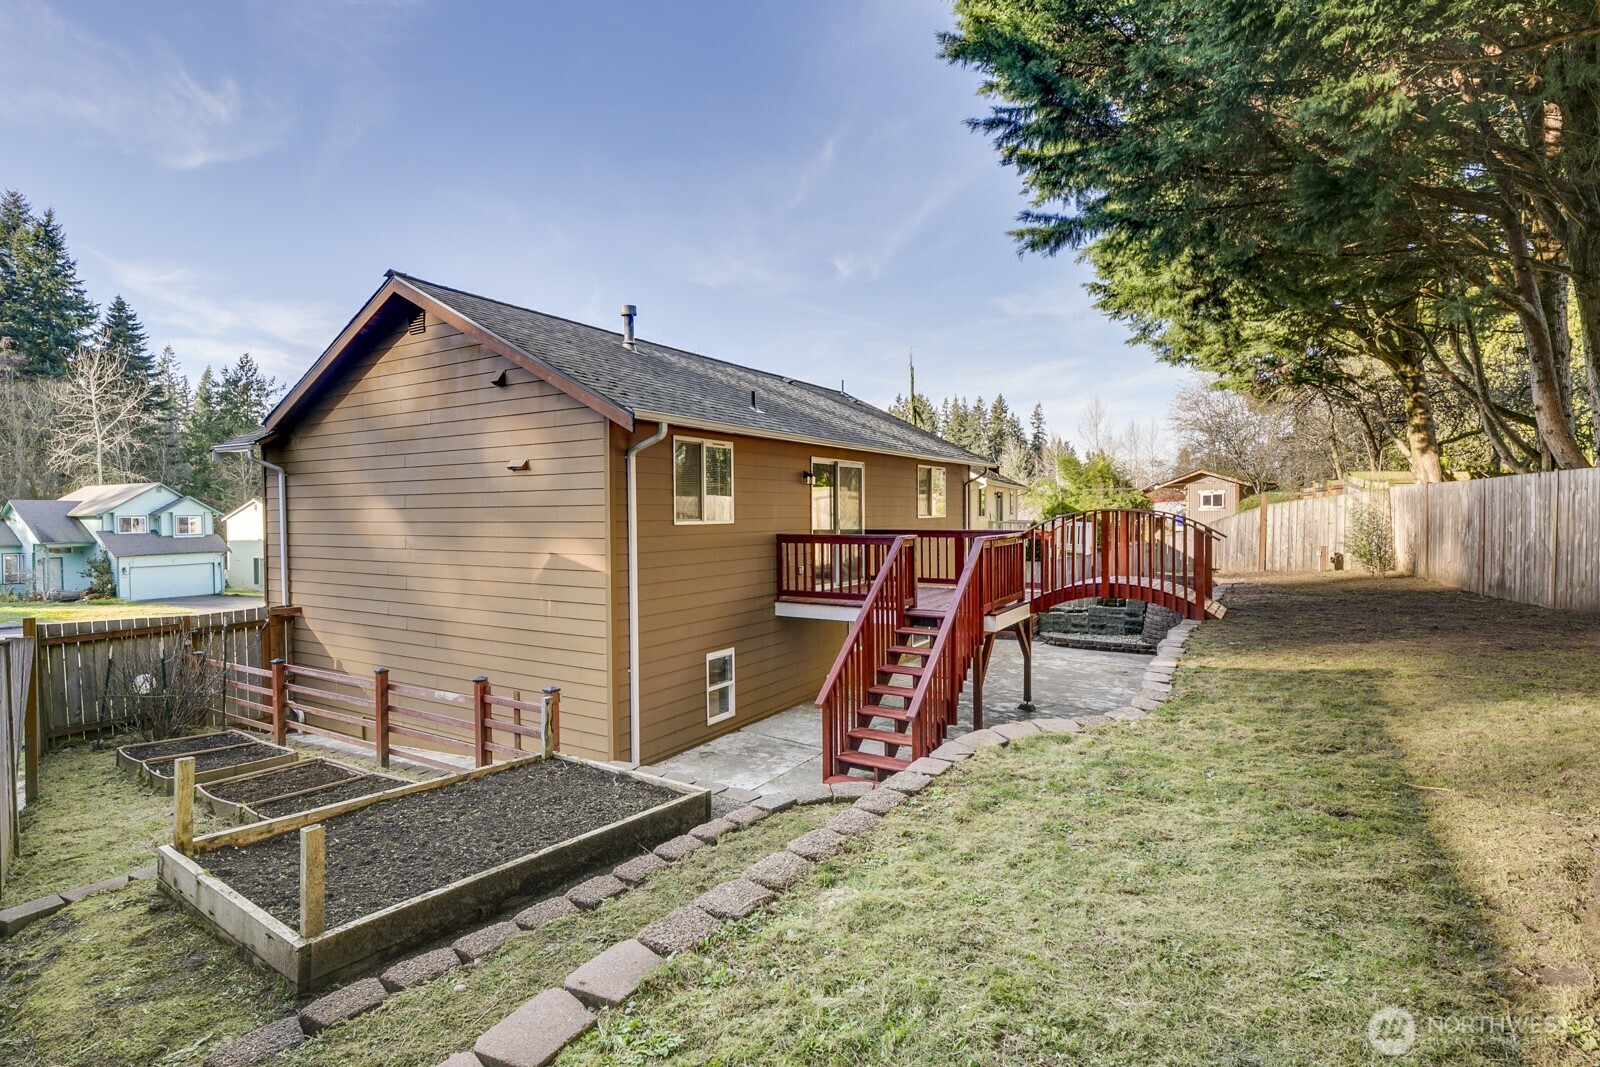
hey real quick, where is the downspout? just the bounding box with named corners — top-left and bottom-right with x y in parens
top-left (626, 420), bottom-right (669, 766)
top-left (213, 445), bottom-right (290, 607)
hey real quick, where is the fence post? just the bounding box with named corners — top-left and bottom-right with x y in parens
top-left (270, 659), bottom-right (288, 745)
top-left (21, 617), bottom-right (40, 803)
top-left (373, 668), bottom-right (390, 769)
top-left (299, 823), bottom-right (326, 938)
top-left (540, 686), bottom-right (560, 759)
top-left (174, 756), bottom-right (195, 855)
top-left (472, 677), bottom-right (490, 768)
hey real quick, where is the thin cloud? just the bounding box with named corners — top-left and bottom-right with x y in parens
top-left (0, 0), bottom-right (290, 168)
top-left (92, 252), bottom-right (343, 380)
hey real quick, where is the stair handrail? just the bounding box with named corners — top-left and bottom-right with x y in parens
top-left (899, 535), bottom-right (1005, 759)
top-left (815, 534), bottom-right (917, 779)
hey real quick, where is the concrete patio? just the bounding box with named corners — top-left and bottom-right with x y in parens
top-left (646, 640), bottom-right (1152, 793)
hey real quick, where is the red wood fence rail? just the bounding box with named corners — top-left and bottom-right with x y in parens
top-left (214, 657), bottom-right (559, 771)
top-left (776, 534), bottom-right (899, 602)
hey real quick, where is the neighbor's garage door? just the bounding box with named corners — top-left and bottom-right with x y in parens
top-left (129, 562), bottom-right (215, 600)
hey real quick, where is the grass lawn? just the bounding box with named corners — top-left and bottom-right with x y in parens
top-left (0, 795), bottom-right (829, 1067)
top-left (547, 574), bottom-right (1600, 1066)
top-left (0, 599), bottom-right (201, 624)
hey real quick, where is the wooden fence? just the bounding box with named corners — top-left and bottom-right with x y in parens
top-left (1391, 469), bottom-right (1600, 611)
top-left (0, 636), bottom-right (31, 889)
top-left (1211, 486), bottom-right (1390, 573)
top-left (215, 656), bottom-right (559, 771)
top-left (1211, 468), bottom-right (1600, 614)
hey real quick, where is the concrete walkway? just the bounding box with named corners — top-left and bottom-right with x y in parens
top-left (648, 640), bottom-right (1152, 793)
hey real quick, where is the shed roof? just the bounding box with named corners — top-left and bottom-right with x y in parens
top-left (6, 501), bottom-right (93, 545)
top-left (1145, 469), bottom-right (1253, 492)
top-left (260, 272), bottom-right (986, 466)
top-left (97, 533), bottom-right (227, 558)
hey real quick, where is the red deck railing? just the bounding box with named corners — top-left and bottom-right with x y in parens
top-left (211, 658), bottom-right (560, 770)
top-left (1029, 509), bottom-right (1221, 620)
top-left (868, 529), bottom-right (999, 585)
top-left (776, 534), bottom-right (900, 602)
top-left (815, 535), bottom-right (917, 780)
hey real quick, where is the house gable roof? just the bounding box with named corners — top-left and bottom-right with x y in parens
top-left (59, 483), bottom-right (163, 517)
top-left (261, 272), bottom-right (986, 466)
top-left (6, 501), bottom-right (93, 545)
top-left (0, 523), bottom-right (18, 549)
top-left (220, 499), bottom-right (262, 523)
top-left (97, 532), bottom-right (227, 558)
top-left (1145, 469), bottom-right (1253, 492)
top-left (150, 494), bottom-right (221, 516)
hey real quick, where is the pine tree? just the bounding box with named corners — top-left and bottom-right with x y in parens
top-left (0, 204), bottom-right (96, 377)
top-left (986, 395), bottom-right (1023, 462)
top-left (99, 295), bottom-right (154, 386)
top-left (1029, 403), bottom-right (1047, 470)
top-left (183, 354), bottom-right (280, 510)
top-left (969, 397), bottom-right (991, 458)
top-left (145, 345), bottom-right (191, 486)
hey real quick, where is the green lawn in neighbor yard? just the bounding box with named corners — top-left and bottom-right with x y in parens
top-left (550, 574), bottom-right (1600, 1067)
top-left (0, 599), bottom-right (199, 624)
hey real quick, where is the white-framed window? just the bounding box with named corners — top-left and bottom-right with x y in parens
top-left (1198, 490), bottom-right (1226, 510)
top-left (117, 516), bottom-right (147, 534)
top-left (176, 515), bottom-right (203, 536)
top-left (916, 465), bottom-right (947, 518)
top-left (1, 553), bottom-right (21, 584)
top-left (706, 648), bottom-right (735, 725)
top-left (673, 437), bottom-right (734, 524)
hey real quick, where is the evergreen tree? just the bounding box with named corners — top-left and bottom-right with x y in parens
top-left (183, 354), bottom-right (280, 510)
top-left (99, 295), bottom-right (154, 386)
top-left (985, 394), bottom-right (1025, 462)
top-left (1029, 403), bottom-right (1047, 471)
top-left (969, 397), bottom-right (991, 459)
top-left (145, 345), bottom-right (191, 487)
top-left (0, 203), bottom-right (96, 377)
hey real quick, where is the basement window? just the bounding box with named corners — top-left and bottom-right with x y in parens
top-left (673, 437), bottom-right (734, 524)
top-left (706, 648), bottom-right (736, 725)
top-left (1198, 491), bottom-right (1225, 510)
top-left (916, 465), bottom-right (947, 519)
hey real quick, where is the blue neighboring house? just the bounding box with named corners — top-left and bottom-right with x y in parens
top-left (1, 483), bottom-right (227, 601)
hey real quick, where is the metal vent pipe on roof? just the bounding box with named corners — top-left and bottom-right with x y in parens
top-left (620, 304), bottom-right (637, 350)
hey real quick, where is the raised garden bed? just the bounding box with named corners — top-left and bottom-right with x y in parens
top-left (196, 758), bottom-right (408, 823)
top-left (118, 731), bottom-right (298, 794)
top-left (158, 756), bottom-right (707, 992)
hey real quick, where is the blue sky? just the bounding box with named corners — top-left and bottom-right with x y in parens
top-left (0, 0), bottom-right (1185, 445)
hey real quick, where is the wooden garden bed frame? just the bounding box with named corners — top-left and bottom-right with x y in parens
top-left (194, 756), bottom-right (408, 823)
top-left (157, 754), bottom-right (707, 992)
top-left (116, 730), bottom-right (298, 795)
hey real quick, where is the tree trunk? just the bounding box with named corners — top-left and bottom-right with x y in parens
top-left (1392, 361), bottom-right (1444, 483)
top-left (1503, 203), bottom-right (1592, 468)
top-left (1569, 229), bottom-right (1600, 448)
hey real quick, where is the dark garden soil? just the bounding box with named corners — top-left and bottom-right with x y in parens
top-left (250, 775), bottom-right (402, 820)
top-left (143, 743), bottom-right (286, 778)
top-left (206, 761), bottom-right (678, 928)
top-left (120, 731), bottom-right (251, 761)
top-left (207, 761), bottom-right (360, 804)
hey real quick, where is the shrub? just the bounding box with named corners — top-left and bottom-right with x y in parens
top-left (105, 642), bottom-right (223, 740)
top-left (1347, 499), bottom-right (1396, 575)
top-left (85, 551), bottom-right (116, 599)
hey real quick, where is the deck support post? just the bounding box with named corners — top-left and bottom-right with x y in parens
top-left (174, 756), bottom-right (195, 855)
top-left (269, 659), bottom-right (288, 745)
top-left (300, 823), bottom-right (326, 939)
top-left (1015, 621), bottom-right (1034, 713)
top-left (973, 634), bottom-right (998, 731)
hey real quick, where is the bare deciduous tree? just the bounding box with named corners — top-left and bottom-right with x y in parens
top-left (0, 363), bottom-right (62, 499)
top-left (50, 344), bottom-right (151, 484)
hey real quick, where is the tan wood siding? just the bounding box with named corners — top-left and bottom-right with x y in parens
top-left (610, 425), bottom-right (968, 764)
top-left (264, 317), bottom-right (614, 758)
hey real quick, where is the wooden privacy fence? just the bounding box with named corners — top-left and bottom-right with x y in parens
top-left (1391, 469), bottom-right (1600, 611)
top-left (0, 636), bottom-right (30, 889)
top-left (215, 656), bottom-right (560, 771)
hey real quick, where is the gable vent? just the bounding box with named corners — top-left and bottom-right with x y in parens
top-left (407, 308), bottom-right (426, 335)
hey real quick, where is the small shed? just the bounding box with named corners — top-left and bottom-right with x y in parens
top-left (1144, 469), bottom-right (1253, 521)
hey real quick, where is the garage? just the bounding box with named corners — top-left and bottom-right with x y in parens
top-left (126, 560), bottom-right (219, 600)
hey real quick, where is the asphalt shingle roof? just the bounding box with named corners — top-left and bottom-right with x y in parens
top-left (60, 483), bottom-right (160, 517)
top-left (394, 274), bottom-right (985, 465)
top-left (6, 501), bottom-right (93, 545)
top-left (96, 533), bottom-right (227, 558)
top-left (0, 524), bottom-right (18, 549)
